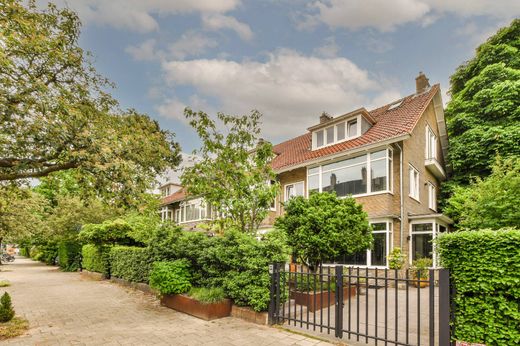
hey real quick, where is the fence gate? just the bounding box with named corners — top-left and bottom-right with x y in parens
top-left (268, 263), bottom-right (452, 346)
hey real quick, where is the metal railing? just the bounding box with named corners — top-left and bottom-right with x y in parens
top-left (269, 263), bottom-right (452, 346)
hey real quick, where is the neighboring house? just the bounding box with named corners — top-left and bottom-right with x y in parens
top-left (161, 73), bottom-right (452, 267)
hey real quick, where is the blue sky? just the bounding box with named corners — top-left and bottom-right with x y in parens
top-left (43, 1), bottom-right (519, 153)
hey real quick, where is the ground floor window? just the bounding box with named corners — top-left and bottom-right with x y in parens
top-left (175, 199), bottom-right (212, 224)
top-left (327, 220), bottom-right (391, 267)
top-left (410, 221), bottom-right (448, 267)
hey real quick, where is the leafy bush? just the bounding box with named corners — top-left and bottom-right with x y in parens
top-left (19, 247), bottom-right (29, 257)
top-left (294, 273), bottom-right (336, 292)
top-left (149, 260), bottom-right (192, 295)
top-left (110, 246), bottom-right (152, 283)
top-left (275, 192), bottom-right (372, 271)
top-left (81, 244), bottom-right (111, 278)
top-left (58, 241), bottom-right (82, 272)
top-left (437, 228), bottom-right (520, 345)
top-left (0, 293), bottom-right (15, 323)
top-left (411, 258), bottom-right (432, 279)
top-left (188, 287), bottom-right (226, 304)
top-left (388, 248), bottom-right (405, 270)
top-left (79, 219), bottom-right (133, 245)
top-left (35, 243), bottom-right (58, 265)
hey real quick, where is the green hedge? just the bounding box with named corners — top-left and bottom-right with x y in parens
top-left (58, 241), bottom-right (82, 272)
top-left (437, 228), bottom-right (520, 345)
top-left (81, 244), bottom-right (111, 278)
top-left (110, 246), bottom-right (152, 283)
top-left (149, 260), bottom-right (192, 295)
top-left (31, 243), bottom-right (58, 265)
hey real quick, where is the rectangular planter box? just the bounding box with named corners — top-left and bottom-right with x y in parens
top-left (290, 286), bottom-right (356, 312)
top-left (231, 305), bottom-right (268, 325)
top-left (160, 294), bottom-right (232, 321)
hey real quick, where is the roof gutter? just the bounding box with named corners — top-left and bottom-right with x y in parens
top-left (274, 134), bottom-right (411, 174)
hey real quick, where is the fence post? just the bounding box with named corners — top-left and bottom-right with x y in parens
top-left (335, 265), bottom-right (344, 339)
top-left (268, 263), bottom-right (277, 325)
top-left (438, 269), bottom-right (452, 345)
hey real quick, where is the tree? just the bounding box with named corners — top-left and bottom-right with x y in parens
top-left (275, 192), bottom-right (372, 272)
top-left (0, 0), bottom-right (180, 204)
top-left (445, 19), bottom-right (520, 187)
top-left (0, 292), bottom-right (15, 322)
top-left (445, 156), bottom-right (520, 230)
top-left (181, 109), bottom-right (278, 234)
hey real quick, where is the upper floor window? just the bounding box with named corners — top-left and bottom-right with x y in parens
top-left (409, 165), bottom-right (420, 200)
top-left (313, 116), bottom-right (360, 150)
top-left (427, 182), bottom-right (436, 211)
top-left (426, 125), bottom-right (437, 160)
top-left (307, 148), bottom-right (393, 197)
top-left (285, 181), bottom-right (304, 201)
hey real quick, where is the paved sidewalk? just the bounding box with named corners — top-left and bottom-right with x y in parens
top-left (0, 258), bottom-right (334, 346)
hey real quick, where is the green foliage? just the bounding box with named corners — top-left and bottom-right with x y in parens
top-left (32, 243), bottom-right (58, 265)
top-left (149, 260), bottom-right (192, 295)
top-left (124, 212), bottom-right (161, 245)
top-left (0, 0), bottom-right (180, 204)
top-left (275, 192), bottom-right (372, 271)
top-left (79, 219), bottom-right (133, 246)
top-left (294, 273), bottom-right (336, 292)
top-left (0, 293), bottom-right (15, 323)
top-left (110, 246), bottom-right (152, 283)
top-left (181, 109), bottom-right (278, 234)
top-left (388, 248), bottom-right (405, 270)
top-left (188, 287), bottom-right (226, 304)
top-left (0, 281), bottom-right (10, 288)
top-left (437, 229), bottom-right (520, 345)
top-left (410, 258), bottom-right (432, 279)
top-left (445, 156), bottom-right (520, 229)
top-left (81, 244), bottom-right (111, 277)
top-left (57, 241), bottom-right (81, 272)
top-left (445, 19), bottom-right (520, 187)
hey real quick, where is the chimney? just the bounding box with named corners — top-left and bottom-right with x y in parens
top-left (415, 72), bottom-right (430, 94)
top-left (320, 111), bottom-right (333, 124)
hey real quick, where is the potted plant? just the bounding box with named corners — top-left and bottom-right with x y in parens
top-left (149, 260), bottom-right (232, 320)
top-left (410, 257), bottom-right (433, 288)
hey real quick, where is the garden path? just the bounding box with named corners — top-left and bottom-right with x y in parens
top-left (0, 257), bottom-right (333, 346)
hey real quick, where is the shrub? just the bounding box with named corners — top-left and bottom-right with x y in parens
top-left (411, 257), bottom-right (432, 279)
top-left (149, 260), bottom-right (192, 295)
top-left (294, 273), bottom-right (336, 292)
top-left (58, 241), bottom-right (82, 272)
top-left (79, 219), bottom-right (133, 245)
top-left (18, 247), bottom-right (29, 257)
top-left (188, 287), bottom-right (226, 304)
top-left (81, 244), bottom-right (111, 278)
top-left (0, 293), bottom-right (15, 323)
top-left (36, 243), bottom-right (58, 265)
top-left (110, 246), bottom-right (152, 283)
top-left (388, 248), bottom-right (405, 270)
top-left (437, 228), bottom-right (520, 345)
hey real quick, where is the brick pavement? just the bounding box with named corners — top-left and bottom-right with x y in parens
top-left (0, 258), bottom-right (334, 346)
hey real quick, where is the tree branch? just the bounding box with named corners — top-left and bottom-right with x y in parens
top-left (0, 161), bottom-right (79, 181)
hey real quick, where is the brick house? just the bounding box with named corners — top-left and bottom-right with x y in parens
top-left (160, 73), bottom-right (452, 268)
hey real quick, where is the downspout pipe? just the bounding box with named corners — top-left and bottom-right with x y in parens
top-left (396, 143), bottom-right (404, 250)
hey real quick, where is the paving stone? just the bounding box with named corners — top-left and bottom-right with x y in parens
top-left (1, 258), bottom-right (333, 346)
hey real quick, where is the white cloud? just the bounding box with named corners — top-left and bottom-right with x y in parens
top-left (159, 50), bottom-right (401, 138)
top-left (157, 95), bottom-right (215, 124)
top-left (202, 14), bottom-right (254, 41)
top-left (125, 39), bottom-right (159, 61)
top-left (169, 31), bottom-right (218, 59)
top-left (313, 36), bottom-right (340, 58)
top-left (307, 0), bottom-right (520, 32)
top-left (43, 0), bottom-right (241, 32)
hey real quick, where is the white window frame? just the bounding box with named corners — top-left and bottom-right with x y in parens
top-left (306, 147), bottom-right (393, 198)
top-left (176, 198), bottom-right (212, 224)
top-left (409, 164), bottom-right (420, 201)
top-left (312, 115), bottom-right (362, 150)
top-left (427, 182), bottom-right (436, 211)
top-left (284, 181), bottom-right (305, 202)
top-left (409, 220), bottom-right (448, 268)
top-left (425, 125), bottom-right (437, 160)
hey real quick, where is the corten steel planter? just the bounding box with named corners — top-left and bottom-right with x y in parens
top-left (290, 286), bottom-right (357, 312)
top-left (160, 294), bottom-right (232, 320)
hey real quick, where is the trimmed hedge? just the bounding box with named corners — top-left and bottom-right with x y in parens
top-left (437, 228), bottom-right (520, 345)
top-left (58, 241), bottom-right (82, 272)
top-left (81, 244), bottom-right (111, 278)
top-left (110, 246), bottom-right (152, 283)
top-left (32, 244), bottom-right (58, 265)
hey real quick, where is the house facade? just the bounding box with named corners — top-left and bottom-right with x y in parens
top-left (161, 73), bottom-right (452, 268)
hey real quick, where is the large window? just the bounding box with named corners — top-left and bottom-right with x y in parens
top-left (411, 223), bottom-right (433, 261)
top-left (175, 199), bottom-right (212, 224)
top-left (328, 221), bottom-right (391, 267)
top-left (426, 125), bottom-right (437, 160)
top-left (284, 181), bottom-right (304, 201)
top-left (409, 165), bottom-right (420, 200)
top-left (308, 148), bottom-right (393, 197)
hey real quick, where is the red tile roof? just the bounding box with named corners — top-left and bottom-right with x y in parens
top-left (161, 188), bottom-right (187, 206)
top-left (271, 85), bottom-right (439, 171)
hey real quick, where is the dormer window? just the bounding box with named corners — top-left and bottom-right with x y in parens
top-left (326, 126), bottom-right (334, 145)
top-left (337, 123), bottom-right (345, 141)
top-left (316, 130), bottom-right (324, 147)
top-left (313, 116), bottom-right (362, 150)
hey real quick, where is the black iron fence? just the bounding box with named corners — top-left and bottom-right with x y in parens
top-left (269, 263), bottom-right (452, 346)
